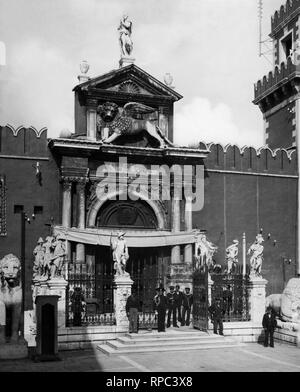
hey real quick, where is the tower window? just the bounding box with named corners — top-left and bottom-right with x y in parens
top-left (281, 33), bottom-right (293, 60)
top-left (14, 205), bottom-right (24, 214)
top-left (34, 206), bottom-right (43, 215)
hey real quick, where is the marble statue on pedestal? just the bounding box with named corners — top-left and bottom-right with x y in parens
top-left (110, 231), bottom-right (129, 277)
top-left (33, 237), bottom-right (44, 279)
top-left (225, 240), bottom-right (239, 274)
top-left (49, 233), bottom-right (67, 279)
top-left (42, 235), bottom-right (54, 278)
top-left (194, 232), bottom-right (218, 270)
top-left (32, 233), bottom-right (67, 281)
top-left (0, 254), bottom-right (22, 343)
top-left (118, 14), bottom-right (133, 57)
top-left (248, 234), bottom-right (264, 277)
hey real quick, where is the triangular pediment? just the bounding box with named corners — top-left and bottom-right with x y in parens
top-left (73, 64), bottom-right (182, 101)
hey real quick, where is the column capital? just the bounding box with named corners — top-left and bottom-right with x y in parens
top-left (61, 178), bottom-right (73, 191)
top-left (76, 178), bottom-right (89, 191)
top-left (86, 98), bottom-right (98, 108)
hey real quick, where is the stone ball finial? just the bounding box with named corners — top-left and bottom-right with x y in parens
top-left (59, 128), bottom-right (72, 138)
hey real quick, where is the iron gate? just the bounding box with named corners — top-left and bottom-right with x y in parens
top-left (66, 248), bottom-right (163, 328)
top-left (66, 262), bottom-right (115, 327)
top-left (210, 271), bottom-right (250, 322)
top-left (192, 264), bottom-right (209, 331)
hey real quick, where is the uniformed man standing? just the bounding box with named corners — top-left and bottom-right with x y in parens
top-left (175, 285), bottom-right (184, 325)
top-left (209, 298), bottom-right (224, 335)
top-left (167, 286), bottom-right (179, 328)
top-left (153, 286), bottom-right (167, 332)
top-left (262, 306), bottom-right (277, 347)
top-left (182, 287), bottom-right (193, 326)
top-left (126, 290), bottom-right (140, 333)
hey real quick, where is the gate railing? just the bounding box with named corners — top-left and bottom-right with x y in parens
top-left (66, 262), bottom-right (115, 327)
top-left (65, 261), bottom-right (161, 328)
top-left (210, 267), bottom-right (251, 322)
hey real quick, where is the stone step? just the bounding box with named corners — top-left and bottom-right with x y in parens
top-left (124, 330), bottom-right (207, 340)
top-left (109, 337), bottom-right (235, 350)
top-left (98, 341), bottom-right (244, 355)
top-left (117, 335), bottom-right (235, 345)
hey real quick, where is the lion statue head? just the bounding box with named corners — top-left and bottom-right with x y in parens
top-left (97, 101), bottom-right (119, 123)
top-left (0, 254), bottom-right (21, 288)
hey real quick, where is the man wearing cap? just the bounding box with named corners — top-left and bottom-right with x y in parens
top-left (175, 285), bottom-right (184, 325)
top-left (209, 298), bottom-right (225, 335)
top-left (182, 287), bottom-right (193, 326)
top-left (153, 286), bottom-right (167, 332)
top-left (126, 290), bottom-right (140, 333)
top-left (262, 306), bottom-right (277, 347)
top-left (166, 286), bottom-right (179, 328)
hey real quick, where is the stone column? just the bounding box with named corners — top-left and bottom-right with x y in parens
top-left (76, 180), bottom-right (86, 263)
top-left (86, 108), bottom-right (97, 140)
top-left (184, 196), bottom-right (193, 264)
top-left (62, 180), bottom-right (72, 228)
top-left (171, 196), bottom-right (181, 264)
top-left (113, 275), bottom-right (133, 331)
top-left (247, 277), bottom-right (268, 325)
top-left (62, 179), bottom-right (72, 259)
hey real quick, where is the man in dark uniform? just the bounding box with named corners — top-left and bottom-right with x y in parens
top-left (126, 290), bottom-right (140, 333)
top-left (71, 287), bottom-right (86, 327)
top-left (209, 298), bottom-right (225, 335)
top-left (222, 285), bottom-right (233, 319)
top-left (167, 286), bottom-right (179, 328)
top-left (153, 286), bottom-right (167, 332)
top-left (182, 287), bottom-right (193, 326)
top-left (175, 285), bottom-right (184, 325)
top-left (262, 306), bottom-right (277, 347)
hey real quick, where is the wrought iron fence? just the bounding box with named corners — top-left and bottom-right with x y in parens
top-left (210, 265), bottom-right (251, 322)
top-left (65, 261), bottom-right (161, 328)
top-left (138, 312), bottom-right (158, 330)
top-left (66, 262), bottom-right (115, 327)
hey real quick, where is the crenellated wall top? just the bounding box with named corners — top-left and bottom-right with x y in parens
top-left (271, 0), bottom-right (300, 36)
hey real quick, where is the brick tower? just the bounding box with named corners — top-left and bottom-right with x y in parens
top-left (253, 0), bottom-right (300, 150)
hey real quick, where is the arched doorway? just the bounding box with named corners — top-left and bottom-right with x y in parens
top-left (66, 199), bottom-right (168, 327)
top-left (94, 200), bottom-right (165, 313)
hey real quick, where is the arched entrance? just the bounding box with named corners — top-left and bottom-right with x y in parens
top-left (66, 198), bottom-right (169, 327)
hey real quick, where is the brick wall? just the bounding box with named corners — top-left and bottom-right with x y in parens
top-left (193, 143), bottom-right (298, 295)
top-left (0, 126), bottom-right (61, 309)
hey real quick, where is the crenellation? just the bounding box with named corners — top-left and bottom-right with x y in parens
top-left (271, 0), bottom-right (300, 34)
top-left (0, 125), bottom-right (48, 157)
top-left (201, 142), bottom-right (297, 175)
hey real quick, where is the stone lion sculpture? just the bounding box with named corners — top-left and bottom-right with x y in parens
top-left (0, 254), bottom-right (22, 343)
top-left (97, 101), bottom-right (169, 147)
top-left (266, 278), bottom-right (300, 322)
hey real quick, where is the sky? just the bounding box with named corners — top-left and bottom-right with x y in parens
top-left (0, 0), bottom-right (286, 148)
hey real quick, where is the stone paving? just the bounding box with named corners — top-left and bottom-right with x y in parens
top-left (0, 341), bottom-right (299, 372)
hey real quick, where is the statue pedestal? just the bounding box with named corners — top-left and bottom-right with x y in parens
top-left (32, 277), bottom-right (68, 330)
top-left (247, 276), bottom-right (268, 324)
top-left (0, 340), bottom-right (28, 359)
top-left (113, 275), bottom-right (133, 329)
top-left (119, 57), bottom-right (135, 68)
